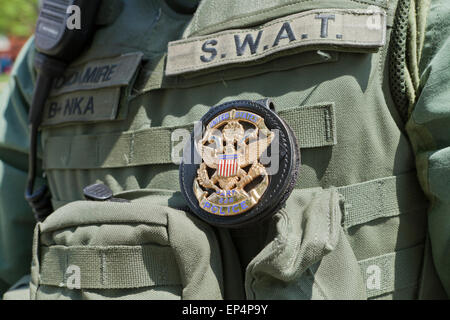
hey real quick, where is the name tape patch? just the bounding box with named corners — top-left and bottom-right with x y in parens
top-left (166, 8), bottom-right (386, 76)
top-left (42, 87), bottom-right (122, 126)
top-left (50, 52), bottom-right (143, 97)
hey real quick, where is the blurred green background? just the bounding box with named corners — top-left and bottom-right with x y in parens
top-left (0, 0), bottom-right (39, 89)
top-left (0, 0), bottom-right (39, 37)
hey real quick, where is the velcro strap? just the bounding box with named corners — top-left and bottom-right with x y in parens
top-left (338, 172), bottom-right (429, 228)
top-left (166, 8), bottom-right (386, 76)
top-left (39, 245), bottom-right (181, 289)
top-left (358, 245), bottom-right (424, 298)
top-left (43, 103), bottom-right (336, 170)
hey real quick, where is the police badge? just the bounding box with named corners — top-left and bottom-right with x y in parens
top-left (180, 99), bottom-right (300, 228)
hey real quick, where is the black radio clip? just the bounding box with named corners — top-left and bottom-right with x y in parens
top-left (26, 0), bottom-right (101, 221)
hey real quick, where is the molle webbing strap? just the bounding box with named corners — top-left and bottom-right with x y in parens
top-left (358, 244), bottom-right (424, 298)
top-left (37, 232), bottom-right (424, 295)
top-left (43, 103), bottom-right (336, 170)
top-left (338, 171), bottom-right (429, 229)
top-left (282, 103), bottom-right (336, 148)
top-left (39, 245), bottom-right (181, 289)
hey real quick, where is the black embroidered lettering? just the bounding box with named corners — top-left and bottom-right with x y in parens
top-left (53, 76), bottom-right (65, 90)
top-left (63, 97), bottom-right (84, 116)
top-left (272, 22), bottom-right (296, 47)
top-left (84, 96), bottom-right (95, 114)
top-left (94, 66), bottom-right (108, 83)
top-left (64, 71), bottom-right (79, 87)
top-left (82, 67), bottom-right (98, 83)
top-left (200, 39), bottom-right (218, 63)
top-left (315, 14), bottom-right (335, 38)
top-left (72, 97), bottom-right (84, 114)
top-left (234, 31), bottom-right (263, 56)
top-left (104, 64), bottom-right (117, 81)
top-left (63, 99), bottom-right (71, 115)
top-left (48, 102), bottom-right (60, 118)
top-left (97, 66), bottom-right (110, 82)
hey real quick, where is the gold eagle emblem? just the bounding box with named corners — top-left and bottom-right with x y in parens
top-left (193, 109), bottom-right (274, 216)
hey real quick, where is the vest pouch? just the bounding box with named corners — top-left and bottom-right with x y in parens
top-left (30, 190), bottom-right (235, 300)
top-left (245, 187), bottom-right (367, 300)
top-left (2, 275), bottom-right (31, 300)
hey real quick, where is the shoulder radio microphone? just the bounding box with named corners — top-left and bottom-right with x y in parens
top-left (26, 0), bottom-right (101, 221)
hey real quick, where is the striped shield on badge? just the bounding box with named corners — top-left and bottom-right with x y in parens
top-left (218, 154), bottom-right (239, 177)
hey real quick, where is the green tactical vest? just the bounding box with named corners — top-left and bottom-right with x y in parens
top-left (26, 0), bottom-right (447, 299)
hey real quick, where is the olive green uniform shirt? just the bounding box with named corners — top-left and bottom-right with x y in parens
top-left (0, 0), bottom-right (449, 297)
